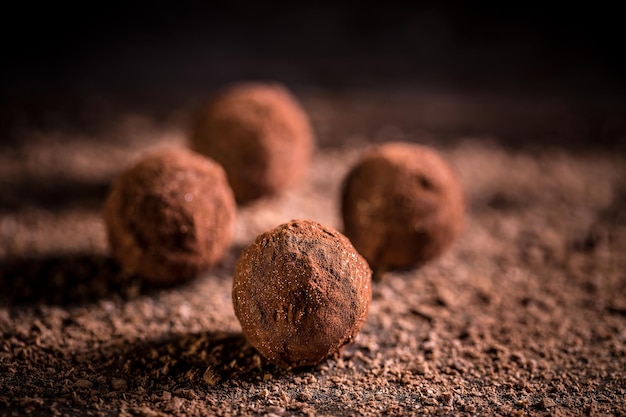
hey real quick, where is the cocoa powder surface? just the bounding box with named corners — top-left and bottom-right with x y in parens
top-left (0, 89), bottom-right (625, 416)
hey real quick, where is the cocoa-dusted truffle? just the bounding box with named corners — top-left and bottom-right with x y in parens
top-left (232, 219), bottom-right (371, 367)
top-left (189, 82), bottom-right (314, 204)
top-left (103, 148), bottom-right (236, 285)
top-left (342, 142), bottom-right (464, 271)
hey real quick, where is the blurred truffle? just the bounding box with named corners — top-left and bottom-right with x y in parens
top-left (232, 219), bottom-right (371, 367)
top-left (103, 148), bottom-right (236, 285)
top-left (189, 82), bottom-right (314, 204)
top-left (342, 142), bottom-right (464, 271)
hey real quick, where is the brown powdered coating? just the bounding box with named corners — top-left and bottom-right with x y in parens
top-left (189, 82), bottom-right (315, 204)
top-left (232, 219), bottom-right (372, 367)
top-left (342, 142), bottom-right (464, 271)
top-left (103, 148), bottom-right (236, 285)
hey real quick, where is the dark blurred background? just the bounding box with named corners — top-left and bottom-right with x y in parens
top-left (1, 3), bottom-right (624, 147)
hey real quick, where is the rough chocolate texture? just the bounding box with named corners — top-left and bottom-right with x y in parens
top-left (103, 148), bottom-right (236, 285)
top-left (342, 142), bottom-right (464, 271)
top-left (233, 219), bottom-right (372, 367)
top-left (189, 82), bottom-right (315, 204)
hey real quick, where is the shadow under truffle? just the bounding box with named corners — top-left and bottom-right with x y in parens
top-left (0, 253), bottom-right (142, 306)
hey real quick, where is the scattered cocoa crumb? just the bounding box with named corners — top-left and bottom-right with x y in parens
top-left (541, 397), bottom-right (557, 409)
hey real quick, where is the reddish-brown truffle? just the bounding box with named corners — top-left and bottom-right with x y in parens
top-left (103, 148), bottom-right (236, 285)
top-left (232, 219), bottom-right (372, 367)
top-left (189, 82), bottom-right (315, 204)
top-left (342, 142), bottom-right (464, 271)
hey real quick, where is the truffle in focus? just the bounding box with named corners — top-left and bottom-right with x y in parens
top-left (189, 82), bottom-right (315, 204)
top-left (232, 219), bottom-right (372, 367)
top-left (342, 142), bottom-right (464, 271)
top-left (103, 149), bottom-right (236, 285)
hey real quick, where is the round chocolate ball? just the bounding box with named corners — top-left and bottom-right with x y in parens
top-left (342, 142), bottom-right (464, 271)
top-left (189, 82), bottom-right (315, 204)
top-left (232, 219), bottom-right (372, 367)
top-left (103, 148), bottom-right (236, 285)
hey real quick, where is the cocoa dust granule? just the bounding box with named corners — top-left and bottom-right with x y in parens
top-left (189, 82), bottom-right (315, 204)
top-left (342, 142), bottom-right (464, 271)
top-left (103, 148), bottom-right (236, 285)
top-left (232, 219), bottom-right (372, 367)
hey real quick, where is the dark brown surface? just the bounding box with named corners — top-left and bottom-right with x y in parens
top-left (103, 148), bottom-right (236, 285)
top-left (342, 143), bottom-right (464, 271)
top-left (233, 219), bottom-right (371, 368)
top-left (0, 89), bottom-right (625, 416)
top-left (190, 83), bottom-right (314, 204)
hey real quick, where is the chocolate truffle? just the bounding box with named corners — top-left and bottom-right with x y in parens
top-left (103, 148), bottom-right (236, 285)
top-left (232, 219), bottom-right (371, 367)
top-left (342, 142), bottom-right (464, 271)
top-left (189, 82), bottom-right (315, 204)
